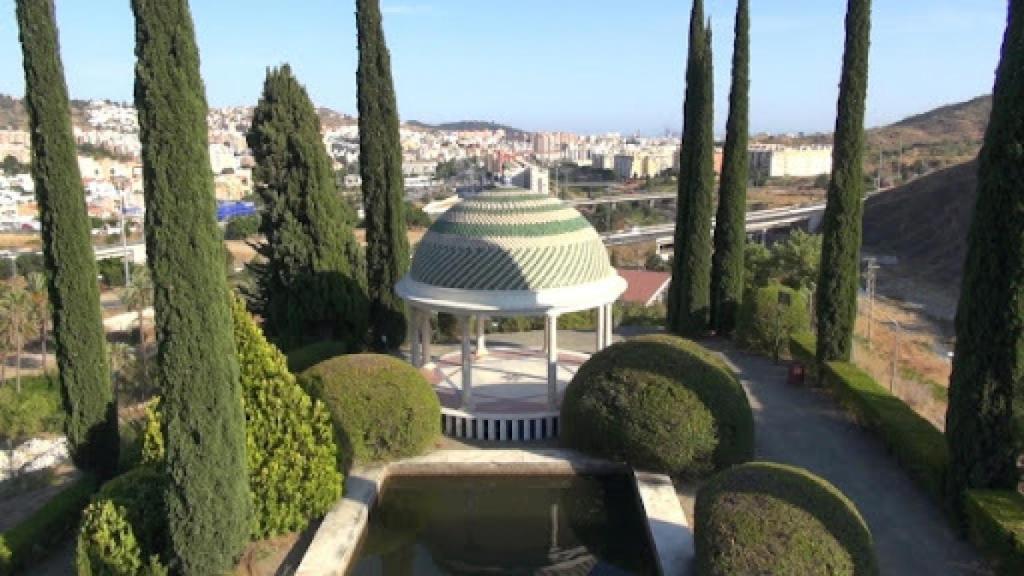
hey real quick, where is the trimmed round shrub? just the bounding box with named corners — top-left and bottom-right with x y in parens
top-left (695, 462), bottom-right (878, 576)
top-left (286, 340), bottom-right (351, 374)
top-left (736, 283), bottom-right (810, 359)
top-left (76, 465), bottom-right (168, 576)
top-left (561, 334), bottom-right (753, 477)
top-left (300, 354), bottom-right (440, 466)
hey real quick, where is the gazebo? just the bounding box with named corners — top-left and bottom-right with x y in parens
top-left (396, 187), bottom-right (626, 441)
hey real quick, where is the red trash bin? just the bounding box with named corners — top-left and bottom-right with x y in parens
top-left (788, 362), bottom-right (806, 386)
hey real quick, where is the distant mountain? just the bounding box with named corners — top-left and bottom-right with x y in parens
top-left (406, 120), bottom-right (529, 139)
top-left (870, 95), bottom-right (991, 147)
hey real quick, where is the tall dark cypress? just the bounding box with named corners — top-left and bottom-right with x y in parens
top-left (247, 65), bottom-right (368, 351)
top-left (15, 0), bottom-right (118, 478)
top-left (356, 0), bottom-right (409, 350)
top-left (710, 0), bottom-right (750, 336)
top-left (131, 0), bottom-right (250, 571)
top-left (668, 0), bottom-right (715, 337)
top-left (815, 0), bottom-right (871, 364)
top-left (946, 0), bottom-right (1024, 522)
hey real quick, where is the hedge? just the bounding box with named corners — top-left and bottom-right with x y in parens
top-left (561, 334), bottom-right (753, 478)
top-left (300, 354), bottom-right (439, 467)
top-left (695, 462), bottom-right (878, 576)
top-left (965, 491), bottom-right (1024, 576)
top-left (0, 474), bottom-right (98, 575)
top-left (821, 361), bottom-right (949, 504)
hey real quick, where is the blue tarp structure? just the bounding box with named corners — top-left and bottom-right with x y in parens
top-left (217, 200), bottom-right (256, 222)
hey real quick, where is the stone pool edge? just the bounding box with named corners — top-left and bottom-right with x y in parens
top-left (294, 448), bottom-right (694, 576)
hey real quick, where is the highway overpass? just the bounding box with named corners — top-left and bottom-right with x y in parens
top-left (601, 202), bottom-right (827, 248)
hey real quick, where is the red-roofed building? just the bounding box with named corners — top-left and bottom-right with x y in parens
top-left (616, 268), bottom-right (671, 307)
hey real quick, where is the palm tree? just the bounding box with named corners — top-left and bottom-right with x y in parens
top-left (1, 282), bottom-right (35, 393)
top-left (120, 267), bottom-right (153, 383)
top-left (25, 272), bottom-right (48, 373)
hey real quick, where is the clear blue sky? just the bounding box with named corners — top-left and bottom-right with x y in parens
top-left (0, 0), bottom-right (1009, 135)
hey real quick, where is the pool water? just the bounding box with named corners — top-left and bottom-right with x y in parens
top-left (349, 475), bottom-right (656, 575)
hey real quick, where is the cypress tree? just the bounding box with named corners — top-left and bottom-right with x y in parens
top-left (710, 0), bottom-right (750, 336)
top-left (815, 0), bottom-right (871, 364)
top-left (667, 0), bottom-right (715, 337)
top-left (247, 65), bottom-right (368, 351)
top-left (946, 0), bottom-right (1024, 521)
top-left (15, 0), bottom-right (118, 478)
top-left (356, 0), bottom-right (409, 350)
top-left (131, 0), bottom-right (250, 571)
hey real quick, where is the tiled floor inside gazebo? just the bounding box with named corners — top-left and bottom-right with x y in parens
top-left (422, 345), bottom-right (589, 441)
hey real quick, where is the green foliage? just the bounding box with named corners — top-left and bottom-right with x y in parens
top-left (131, 0), bottom-right (250, 570)
top-left (96, 258), bottom-right (129, 287)
top-left (618, 302), bottom-right (667, 328)
top-left (300, 354), bottom-right (439, 467)
top-left (357, 0), bottom-right (410, 350)
top-left (15, 0), bottom-right (118, 478)
top-left (140, 403), bottom-right (163, 466)
top-left (230, 295), bottom-right (342, 538)
top-left (0, 474), bottom-right (98, 575)
top-left (223, 214), bottom-right (259, 240)
top-left (816, 0), bottom-right (871, 364)
top-left (710, 0), bottom-right (749, 336)
top-left (964, 490), bottom-right (1024, 576)
top-left (770, 231), bottom-right (822, 292)
top-left (822, 361), bottom-right (949, 503)
top-left (561, 335), bottom-right (753, 478)
top-left (246, 65), bottom-right (368, 352)
top-left (946, 2), bottom-right (1024, 523)
top-left (668, 0), bottom-right (715, 336)
top-left (736, 283), bottom-right (810, 359)
top-left (405, 202), bottom-right (431, 227)
top-left (286, 340), bottom-right (351, 374)
top-left (0, 375), bottom-right (63, 442)
top-left (695, 462), bottom-right (878, 576)
top-left (76, 466), bottom-right (168, 576)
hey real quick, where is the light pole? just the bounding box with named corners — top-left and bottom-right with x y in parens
top-left (888, 318), bottom-right (902, 394)
top-left (119, 185), bottom-right (131, 286)
top-left (863, 257), bottom-right (879, 349)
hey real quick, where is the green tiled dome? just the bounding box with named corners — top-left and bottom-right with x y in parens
top-left (409, 188), bottom-right (615, 291)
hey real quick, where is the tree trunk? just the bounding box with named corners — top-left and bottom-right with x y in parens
top-left (15, 327), bottom-right (22, 394)
top-left (39, 314), bottom-right (46, 373)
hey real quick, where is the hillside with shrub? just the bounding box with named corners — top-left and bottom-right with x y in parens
top-left (862, 159), bottom-right (978, 292)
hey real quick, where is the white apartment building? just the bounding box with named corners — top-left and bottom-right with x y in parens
top-left (749, 144), bottom-right (833, 180)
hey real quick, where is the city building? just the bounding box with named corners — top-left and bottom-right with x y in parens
top-left (749, 144), bottom-right (833, 180)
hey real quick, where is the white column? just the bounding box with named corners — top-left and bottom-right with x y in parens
top-left (409, 307), bottom-right (421, 367)
top-left (546, 314), bottom-right (558, 409)
top-left (476, 316), bottom-right (488, 357)
top-left (421, 312), bottom-right (432, 366)
top-left (542, 317), bottom-right (549, 353)
top-left (596, 304), bottom-right (606, 352)
top-left (604, 303), bottom-right (614, 347)
top-left (461, 315), bottom-right (473, 409)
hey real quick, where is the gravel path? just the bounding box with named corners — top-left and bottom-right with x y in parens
top-left (702, 338), bottom-right (988, 576)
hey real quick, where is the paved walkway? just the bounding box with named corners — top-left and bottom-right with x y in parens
top-left (701, 339), bottom-right (988, 576)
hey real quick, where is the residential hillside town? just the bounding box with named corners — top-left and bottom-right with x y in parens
top-left (0, 97), bottom-right (833, 232)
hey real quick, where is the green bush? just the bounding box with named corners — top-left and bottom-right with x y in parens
top-left (822, 361), bottom-right (949, 503)
top-left (736, 283), bottom-right (810, 359)
top-left (695, 462), bottom-right (878, 576)
top-left (76, 466), bottom-right (167, 576)
top-left (0, 377), bottom-right (64, 443)
top-left (965, 491), bottom-right (1024, 576)
top-left (231, 296), bottom-right (342, 538)
top-left (299, 354), bottom-right (440, 467)
top-left (561, 335), bottom-right (753, 477)
top-left (0, 474), bottom-right (98, 575)
top-left (286, 340), bottom-right (351, 374)
top-left (223, 214), bottom-right (259, 240)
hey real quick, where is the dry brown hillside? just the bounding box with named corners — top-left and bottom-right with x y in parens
top-left (862, 159), bottom-right (978, 289)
